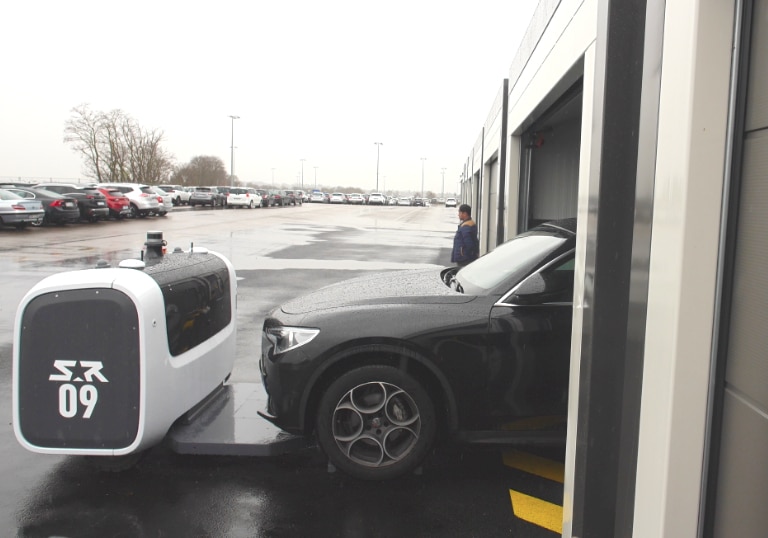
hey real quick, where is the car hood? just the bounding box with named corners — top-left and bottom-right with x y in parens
top-left (280, 268), bottom-right (474, 315)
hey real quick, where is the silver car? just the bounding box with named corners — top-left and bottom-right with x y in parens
top-left (148, 187), bottom-right (173, 216)
top-left (0, 189), bottom-right (44, 229)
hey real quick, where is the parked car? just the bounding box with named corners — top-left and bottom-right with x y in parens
top-left (36, 183), bottom-right (110, 222)
top-left (368, 192), bottom-right (386, 205)
top-left (347, 193), bottom-right (365, 205)
top-left (260, 219), bottom-right (577, 480)
top-left (398, 197), bottom-right (411, 206)
top-left (96, 183), bottom-right (160, 218)
top-left (226, 187), bottom-right (260, 208)
top-left (282, 190), bottom-right (302, 206)
top-left (254, 189), bottom-right (271, 207)
top-left (387, 195), bottom-right (398, 206)
top-left (158, 184), bottom-right (191, 206)
top-left (296, 190), bottom-right (308, 203)
top-left (148, 186), bottom-right (173, 216)
top-left (188, 186), bottom-right (221, 208)
top-left (445, 197), bottom-right (458, 208)
top-left (329, 192), bottom-right (346, 204)
top-left (412, 197), bottom-right (425, 207)
top-left (4, 187), bottom-right (80, 226)
top-left (310, 191), bottom-right (325, 203)
top-left (96, 187), bottom-right (133, 220)
top-left (268, 190), bottom-right (289, 207)
top-left (217, 186), bottom-right (233, 205)
top-left (0, 189), bottom-right (44, 229)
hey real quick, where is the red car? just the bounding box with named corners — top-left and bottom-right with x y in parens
top-left (97, 187), bottom-right (132, 219)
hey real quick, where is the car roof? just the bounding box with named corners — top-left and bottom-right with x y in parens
top-left (536, 218), bottom-right (577, 235)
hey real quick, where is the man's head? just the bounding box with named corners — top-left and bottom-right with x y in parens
top-left (458, 204), bottom-right (472, 220)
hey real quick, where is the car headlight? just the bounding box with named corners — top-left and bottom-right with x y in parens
top-left (265, 326), bottom-right (320, 355)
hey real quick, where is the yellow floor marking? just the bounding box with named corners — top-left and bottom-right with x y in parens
top-left (502, 449), bottom-right (565, 484)
top-left (509, 490), bottom-right (563, 534)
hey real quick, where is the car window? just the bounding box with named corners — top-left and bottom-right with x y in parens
top-left (0, 189), bottom-right (23, 200)
top-left (456, 231), bottom-right (570, 295)
top-left (506, 254), bottom-right (575, 305)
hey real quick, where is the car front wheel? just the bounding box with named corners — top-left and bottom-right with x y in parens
top-left (315, 365), bottom-right (436, 480)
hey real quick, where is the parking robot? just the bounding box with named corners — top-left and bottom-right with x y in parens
top-left (13, 231), bottom-right (238, 458)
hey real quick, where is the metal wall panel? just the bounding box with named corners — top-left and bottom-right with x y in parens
top-left (725, 130), bottom-right (768, 411)
top-left (712, 3), bottom-right (768, 531)
top-left (712, 390), bottom-right (768, 536)
top-left (745, 0), bottom-right (768, 130)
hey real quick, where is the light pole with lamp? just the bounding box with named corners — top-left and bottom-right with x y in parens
top-left (441, 167), bottom-right (446, 199)
top-left (420, 157), bottom-right (427, 201)
top-left (374, 142), bottom-right (383, 192)
top-left (228, 115), bottom-right (239, 184)
top-left (300, 159), bottom-right (306, 189)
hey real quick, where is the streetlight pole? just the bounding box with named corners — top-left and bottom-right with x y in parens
top-left (314, 166), bottom-right (318, 189)
top-left (228, 115), bottom-right (239, 184)
top-left (441, 167), bottom-right (446, 199)
top-left (374, 142), bottom-right (383, 192)
top-left (420, 157), bottom-right (426, 200)
top-left (300, 159), bottom-right (306, 189)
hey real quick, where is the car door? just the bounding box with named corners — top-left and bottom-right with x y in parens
top-left (485, 251), bottom-right (575, 426)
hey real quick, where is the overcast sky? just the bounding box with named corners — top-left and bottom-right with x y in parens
top-left (0, 1), bottom-right (537, 195)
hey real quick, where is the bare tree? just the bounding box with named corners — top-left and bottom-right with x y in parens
top-left (64, 104), bottom-right (174, 184)
top-left (63, 104), bottom-right (106, 182)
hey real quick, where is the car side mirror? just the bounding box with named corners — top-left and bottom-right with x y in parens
top-left (511, 273), bottom-right (546, 304)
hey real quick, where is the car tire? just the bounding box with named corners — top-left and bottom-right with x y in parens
top-left (129, 204), bottom-right (140, 218)
top-left (315, 365), bottom-right (436, 480)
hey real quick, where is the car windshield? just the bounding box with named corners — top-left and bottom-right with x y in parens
top-left (456, 230), bottom-right (570, 295)
top-left (229, 188), bottom-right (247, 194)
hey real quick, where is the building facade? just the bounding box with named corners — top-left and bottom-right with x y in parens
top-left (461, 0), bottom-right (767, 535)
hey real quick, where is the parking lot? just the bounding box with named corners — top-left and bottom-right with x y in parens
top-left (0, 203), bottom-right (563, 537)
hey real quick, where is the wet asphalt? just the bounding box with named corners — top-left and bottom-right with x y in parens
top-left (0, 203), bottom-right (562, 537)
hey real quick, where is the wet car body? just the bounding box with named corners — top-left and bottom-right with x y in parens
top-left (260, 219), bottom-right (576, 479)
top-left (97, 187), bottom-right (132, 219)
top-left (188, 187), bottom-right (221, 207)
top-left (0, 189), bottom-right (44, 228)
top-left (227, 187), bottom-right (259, 208)
top-left (149, 187), bottom-right (173, 216)
top-left (36, 183), bottom-right (109, 222)
top-left (4, 187), bottom-right (79, 225)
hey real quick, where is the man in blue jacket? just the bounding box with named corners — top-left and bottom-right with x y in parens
top-left (451, 204), bottom-right (479, 266)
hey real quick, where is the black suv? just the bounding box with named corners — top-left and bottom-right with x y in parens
top-left (34, 183), bottom-right (109, 222)
top-left (261, 219), bottom-right (577, 480)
